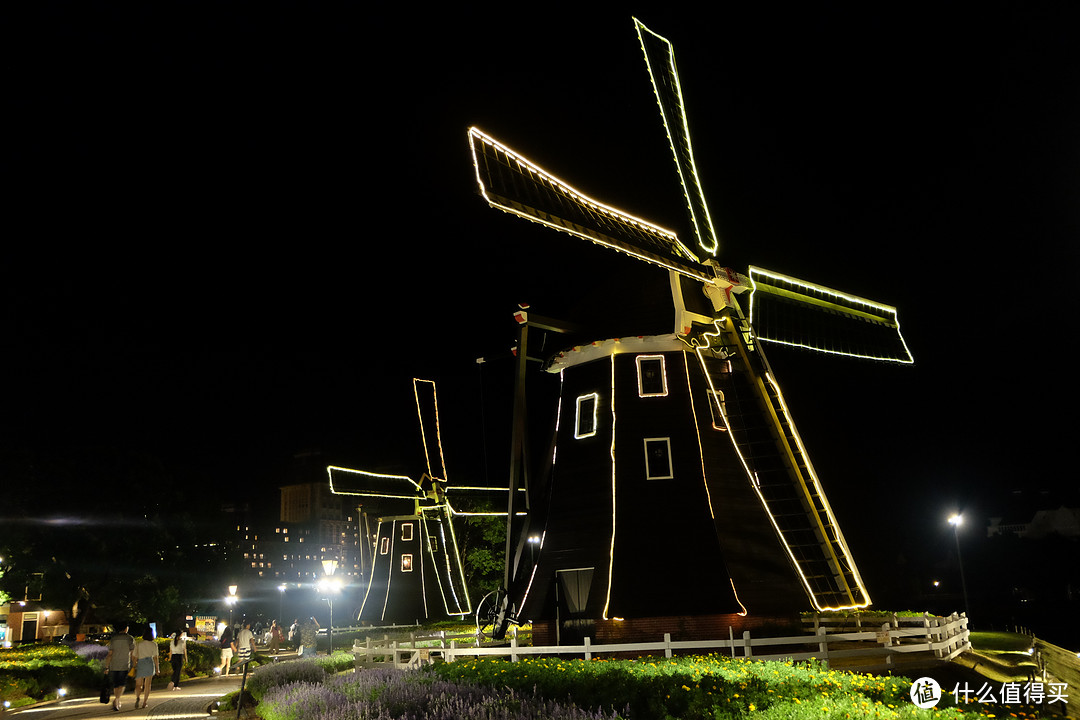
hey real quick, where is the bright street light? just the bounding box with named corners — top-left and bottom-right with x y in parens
top-left (318, 560), bottom-right (342, 655)
top-left (225, 585), bottom-right (239, 627)
top-left (948, 514), bottom-right (970, 616)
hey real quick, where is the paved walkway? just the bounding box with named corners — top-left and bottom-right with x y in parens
top-left (9, 675), bottom-right (242, 720)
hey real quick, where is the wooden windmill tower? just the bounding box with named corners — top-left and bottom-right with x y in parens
top-left (328, 379), bottom-right (472, 625)
top-left (469, 19), bottom-right (912, 644)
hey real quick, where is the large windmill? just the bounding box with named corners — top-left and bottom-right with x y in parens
top-left (469, 19), bottom-right (912, 644)
top-left (327, 379), bottom-right (472, 625)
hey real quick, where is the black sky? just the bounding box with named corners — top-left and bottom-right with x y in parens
top-left (6, 3), bottom-right (1079, 604)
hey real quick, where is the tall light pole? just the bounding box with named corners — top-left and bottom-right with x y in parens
top-left (225, 585), bottom-right (239, 628)
top-left (948, 514), bottom-right (970, 616)
top-left (318, 560), bottom-right (341, 655)
top-left (277, 584), bottom-right (287, 623)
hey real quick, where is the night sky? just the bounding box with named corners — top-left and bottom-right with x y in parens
top-left (6, 4), bottom-right (1078, 616)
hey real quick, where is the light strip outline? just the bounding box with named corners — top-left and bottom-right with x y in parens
top-left (574, 392), bottom-right (599, 438)
top-left (327, 466), bottom-right (422, 499)
top-left (634, 18), bottom-right (720, 256)
top-left (414, 378), bottom-right (449, 481)
top-left (682, 351), bottom-right (717, 521)
top-left (747, 267), bottom-right (914, 364)
top-left (692, 320), bottom-right (870, 611)
top-left (642, 437), bottom-right (674, 480)
top-left (635, 354), bottom-right (669, 397)
top-left (602, 354), bottom-right (617, 620)
top-left (764, 371), bottom-right (871, 607)
top-left (468, 127), bottom-right (711, 283)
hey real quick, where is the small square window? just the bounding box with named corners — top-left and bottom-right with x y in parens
top-left (643, 437), bottom-right (674, 479)
top-left (706, 389), bottom-right (727, 431)
top-left (575, 393), bottom-right (599, 439)
top-left (401, 554), bottom-right (413, 572)
top-left (379, 537), bottom-right (390, 555)
top-left (401, 523), bottom-right (414, 542)
top-left (429, 536), bottom-right (438, 552)
top-left (636, 355), bottom-right (667, 397)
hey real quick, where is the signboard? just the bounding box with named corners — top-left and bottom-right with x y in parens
top-left (195, 616), bottom-right (217, 637)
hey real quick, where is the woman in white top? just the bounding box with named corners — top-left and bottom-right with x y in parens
top-left (168, 630), bottom-right (188, 690)
top-left (132, 629), bottom-right (160, 709)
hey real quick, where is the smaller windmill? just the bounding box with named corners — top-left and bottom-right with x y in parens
top-left (327, 379), bottom-right (471, 625)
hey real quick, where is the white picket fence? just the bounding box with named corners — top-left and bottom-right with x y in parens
top-left (352, 612), bottom-right (970, 674)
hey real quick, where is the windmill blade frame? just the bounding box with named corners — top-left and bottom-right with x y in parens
top-left (748, 267), bottom-right (914, 363)
top-left (468, 127), bottom-right (710, 282)
top-left (635, 18), bottom-right (720, 257)
top-left (326, 466), bottom-right (423, 501)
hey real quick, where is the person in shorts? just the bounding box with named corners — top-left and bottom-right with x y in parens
top-left (104, 624), bottom-right (135, 711)
top-left (133, 628), bottom-right (159, 709)
top-left (219, 624), bottom-right (236, 675)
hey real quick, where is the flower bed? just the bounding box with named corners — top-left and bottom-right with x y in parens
top-left (256, 668), bottom-right (622, 720)
top-left (430, 655), bottom-right (992, 719)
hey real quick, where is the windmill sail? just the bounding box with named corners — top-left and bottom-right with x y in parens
top-left (468, 128), bottom-right (709, 282)
top-left (636, 18), bottom-right (720, 256)
top-left (748, 267), bottom-right (913, 363)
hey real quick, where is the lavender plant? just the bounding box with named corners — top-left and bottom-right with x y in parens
top-left (245, 659), bottom-right (327, 701)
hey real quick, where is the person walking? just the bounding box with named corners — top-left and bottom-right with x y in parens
top-left (288, 618), bottom-right (298, 644)
top-left (299, 616), bottom-right (319, 658)
top-left (218, 624), bottom-right (236, 676)
top-left (236, 621), bottom-right (256, 669)
top-left (268, 620), bottom-right (283, 654)
top-left (167, 629), bottom-right (188, 690)
top-left (132, 628), bottom-right (159, 709)
top-left (104, 624), bottom-right (135, 711)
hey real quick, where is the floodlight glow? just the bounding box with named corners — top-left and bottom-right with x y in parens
top-left (949, 514), bottom-right (963, 527)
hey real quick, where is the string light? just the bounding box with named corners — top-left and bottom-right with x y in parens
top-left (635, 18), bottom-right (720, 256)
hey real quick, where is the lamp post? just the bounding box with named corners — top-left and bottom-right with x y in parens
top-left (318, 560), bottom-right (341, 655)
top-left (277, 584), bottom-right (287, 623)
top-left (225, 585), bottom-right (239, 628)
top-left (948, 514), bottom-right (970, 616)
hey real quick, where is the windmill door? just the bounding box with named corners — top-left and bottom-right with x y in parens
top-left (555, 568), bottom-right (594, 645)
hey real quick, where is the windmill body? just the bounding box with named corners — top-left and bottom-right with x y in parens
top-left (361, 508), bottom-right (467, 625)
top-left (469, 19), bottom-right (912, 641)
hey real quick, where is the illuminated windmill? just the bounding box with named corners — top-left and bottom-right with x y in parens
top-left (328, 379), bottom-right (471, 625)
top-left (469, 19), bottom-right (913, 642)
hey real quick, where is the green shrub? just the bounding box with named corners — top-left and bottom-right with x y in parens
top-left (0, 643), bottom-right (102, 706)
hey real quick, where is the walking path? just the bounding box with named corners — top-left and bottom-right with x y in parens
top-left (8, 675), bottom-right (242, 720)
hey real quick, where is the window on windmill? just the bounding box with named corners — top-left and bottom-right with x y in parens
top-left (643, 437), bottom-right (674, 479)
top-left (401, 523), bottom-right (414, 542)
top-left (380, 537), bottom-right (390, 555)
top-left (706, 389), bottom-right (728, 431)
top-left (575, 393), bottom-right (599, 439)
top-left (636, 355), bottom-right (668, 397)
top-left (401, 554), bottom-right (413, 572)
top-left (429, 537), bottom-right (438, 552)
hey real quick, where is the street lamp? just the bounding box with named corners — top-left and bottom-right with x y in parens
top-left (318, 560), bottom-right (341, 655)
top-left (948, 514), bottom-right (970, 616)
top-left (277, 584), bottom-right (287, 623)
top-left (225, 585), bottom-right (239, 628)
